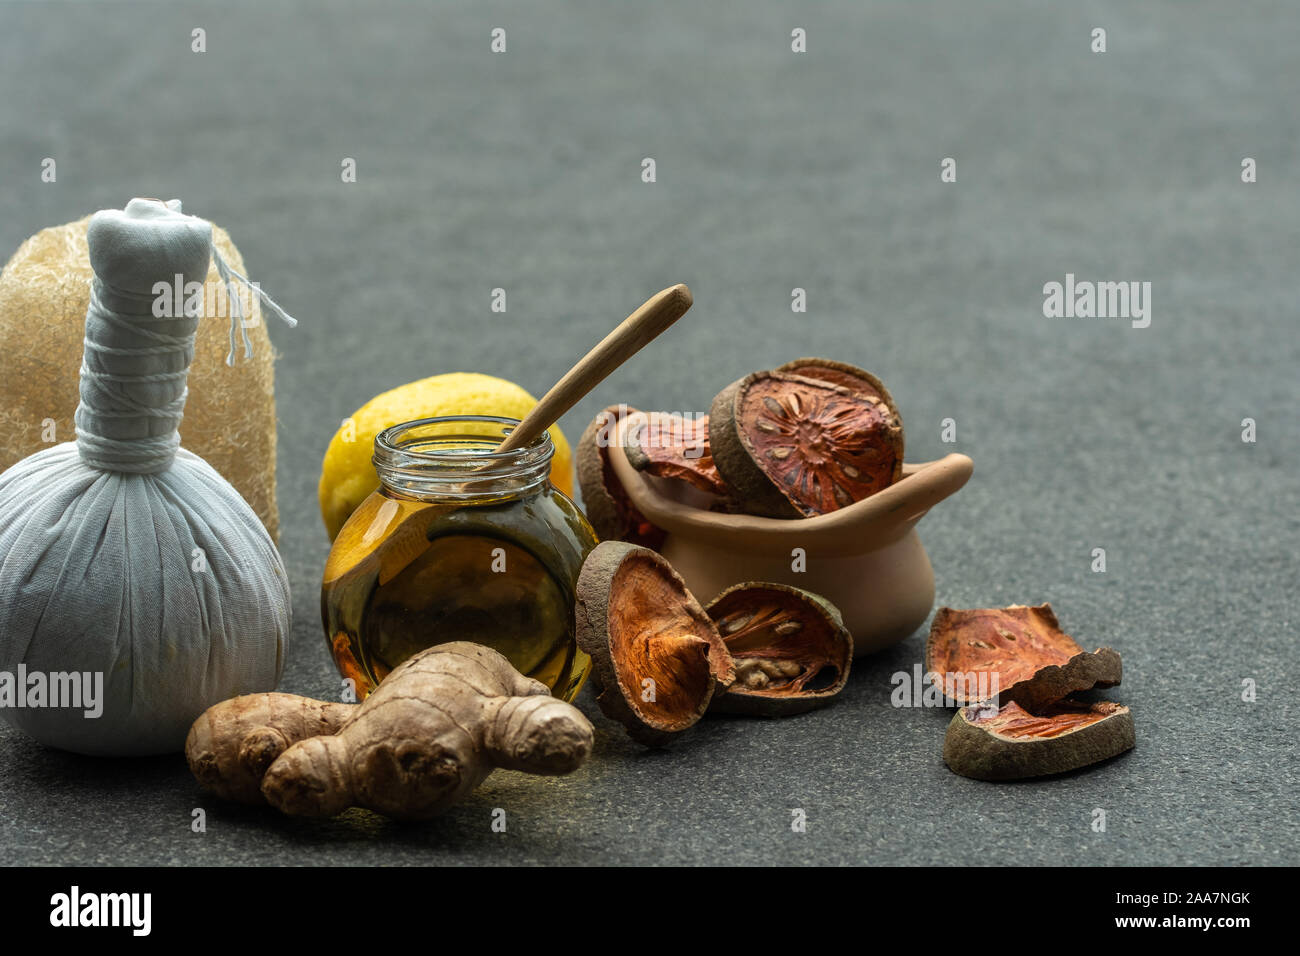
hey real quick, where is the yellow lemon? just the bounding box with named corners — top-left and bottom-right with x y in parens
top-left (319, 372), bottom-right (574, 540)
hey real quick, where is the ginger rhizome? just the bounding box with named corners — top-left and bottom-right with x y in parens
top-left (186, 694), bottom-right (354, 804)
top-left (186, 642), bottom-right (594, 820)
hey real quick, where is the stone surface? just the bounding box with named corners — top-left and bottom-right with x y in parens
top-left (0, 0), bottom-right (1295, 865)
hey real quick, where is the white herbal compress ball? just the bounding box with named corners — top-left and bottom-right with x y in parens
top-left (0, 199), bottom-right (291, 756)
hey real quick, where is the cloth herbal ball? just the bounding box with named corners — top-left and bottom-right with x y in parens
top-left (0, 212), bottom-right (281, 539)
top-left (0, 198), bottom-right (293, 756)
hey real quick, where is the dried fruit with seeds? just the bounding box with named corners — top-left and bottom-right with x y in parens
top-left (576, 405), bottom-right (666, 548)
top-left (943, 699), bottom-right (1135, 780)
top-left (705, 583), bottom-right (852, 715)
top-left (774, 357), bottom-right (901, 425)
top-left (575, 541), bottom-right (734, 746)
top-left (925, 604), bottom-right (1122, 712)
top-left (710, 370), bottom-right (903, 518)
top-left (625, 411), bottom-right (730, 497)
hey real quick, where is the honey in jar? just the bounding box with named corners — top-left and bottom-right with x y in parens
top-left (322, 416), bottom-right (596, 701)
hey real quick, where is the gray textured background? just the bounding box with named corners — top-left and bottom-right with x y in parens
top-left (0, 0), bottom-right (1296, 866)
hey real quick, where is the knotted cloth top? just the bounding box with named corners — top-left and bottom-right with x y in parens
top-left (74, 198), bottom-right (296, 473)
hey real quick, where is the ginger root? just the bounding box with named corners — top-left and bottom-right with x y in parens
top-left (186, 694), bottom-right (353, 804)
top-left (186, 642), bottom-right (594, 821)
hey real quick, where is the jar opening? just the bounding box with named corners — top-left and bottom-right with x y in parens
top-left (373, 415), bottom-right (553, 502)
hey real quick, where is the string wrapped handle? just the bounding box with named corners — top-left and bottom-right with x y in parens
top-left (74, 198), bottom-right (297, 474)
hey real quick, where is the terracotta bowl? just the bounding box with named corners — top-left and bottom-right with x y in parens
top-left (607, 419), bottom-right (973, 655)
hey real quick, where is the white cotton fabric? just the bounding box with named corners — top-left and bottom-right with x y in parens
top-left (0, 199), bottom-right (291, 755)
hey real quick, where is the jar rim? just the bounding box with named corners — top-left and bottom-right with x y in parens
top-left (372, 415), bottom-right (554, 500)
top-left (375, 415), bottom-right (552, 461)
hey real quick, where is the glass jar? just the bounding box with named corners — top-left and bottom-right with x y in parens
top-left (322, 415), bottom-right (596, 702)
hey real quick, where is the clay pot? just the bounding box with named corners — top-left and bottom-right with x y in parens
top-left (607, 417), bottom-right (973, 654)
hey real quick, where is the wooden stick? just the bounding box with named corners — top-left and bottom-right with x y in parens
top-left (496, 283), bottom-right (693, 453)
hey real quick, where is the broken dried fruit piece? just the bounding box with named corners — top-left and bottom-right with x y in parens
top-left (575, 541), bottom-right (734, 746)
top-left (943, 699), bottom-right (1135, 780)
top-left (925, 603), bottom-right (1121, 711)
top-left (775, 357), bottom-right (901, 425)
top-left (625, 411), bottom-right (729, 496)
top-left (576, 405), bottom-right (666, 548)
top-left (710, 370), bottom-right (903, 518)
top-left (705, 583), bottom-right (852, 716)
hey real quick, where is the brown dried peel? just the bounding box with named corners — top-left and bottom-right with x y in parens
top-left (576, 405), bottom-right (666, 548)
top-left (774, 357), bottom-right (901, 426)
top-left (575, 541), bottom-right (734, 746)
top-left (706, 583), bottom-right (852, 716)
top-left (925, 603), bottom-right (1121, 711)
top-left (710, 370), bottom-right (903, 518)
top-left (624, 411), bottom-right (729, 497)
top-left (943, 700), bottom-right (1135, 780)
top-left (575, 543), bottom-right (854, 743)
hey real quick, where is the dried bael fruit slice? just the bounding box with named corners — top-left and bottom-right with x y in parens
top-left (710, 370), bottom-right (903, 518)
top-left (925, 604), bottom-right (1122, 712)
top-left (943, 700), bottom-right (1135, 780)
top-left (705, 583), bottom-right (852, 716)
top-left (774, 357), bottom-right (901, 424)
top-left (576, 405), bottom-right (666, 548)
top-left (624, 411), bottom-right (729, 496)
top-left (575, 541), bottom-right (734, 746)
